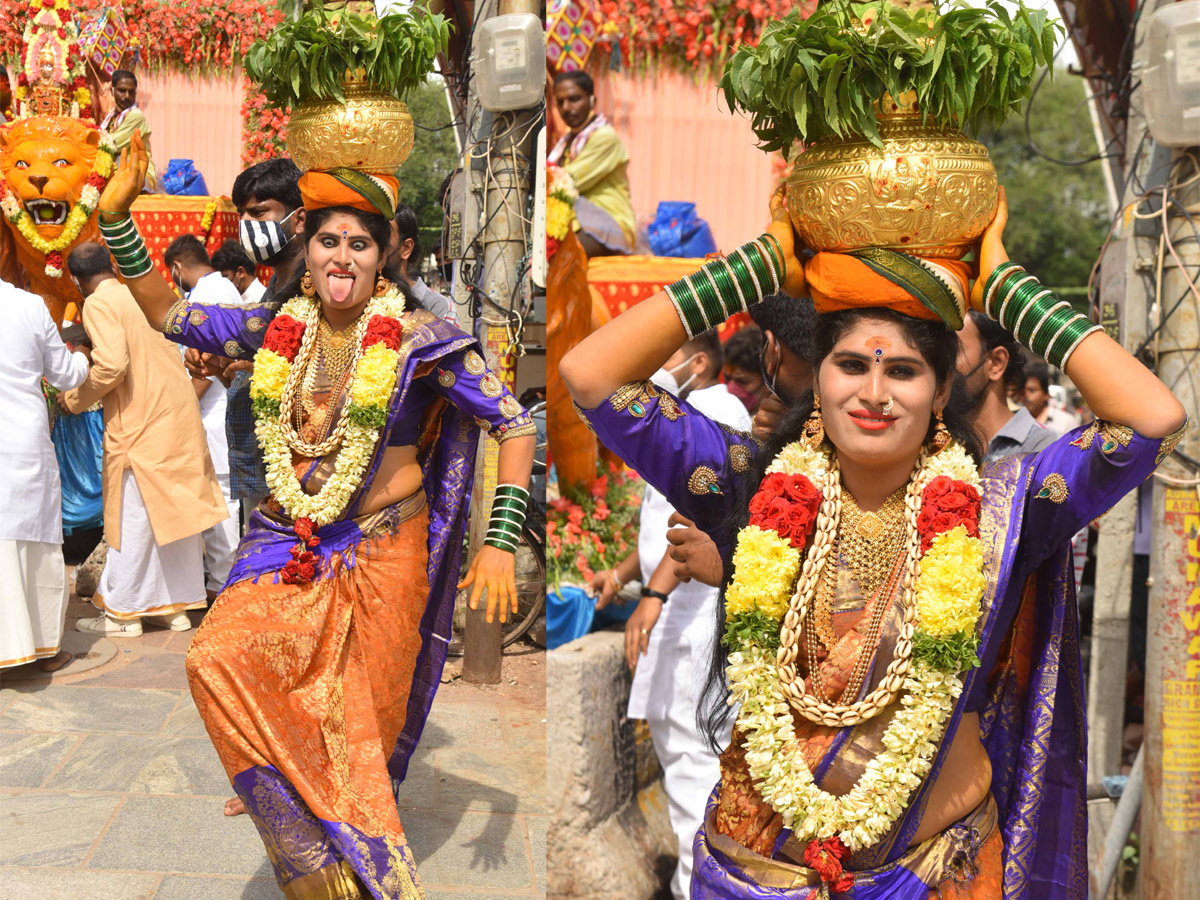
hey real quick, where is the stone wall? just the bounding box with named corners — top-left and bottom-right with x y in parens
top-left (547, 630), bottom-right (675, 899)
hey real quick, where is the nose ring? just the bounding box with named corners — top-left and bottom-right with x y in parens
top-left (882, 397), bottom-right (894, 415)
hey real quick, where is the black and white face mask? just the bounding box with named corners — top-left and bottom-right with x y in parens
top-left (239, 210), bottom-right (296, 265)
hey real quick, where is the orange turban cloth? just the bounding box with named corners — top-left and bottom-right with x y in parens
top-left (297, 168), bottom-right (399, 220)
top-left (805, 249), bottom-right (973, 331)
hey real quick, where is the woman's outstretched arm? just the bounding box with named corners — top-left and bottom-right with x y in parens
top-left (560, 186), bottom-right (807, 409)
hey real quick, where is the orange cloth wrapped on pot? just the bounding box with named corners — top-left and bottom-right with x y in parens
top-left (805, 250), bottom-right (973, 330)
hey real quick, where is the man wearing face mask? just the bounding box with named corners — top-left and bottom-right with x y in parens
top-left (591, 329), bottom-right (750, 900)
top-left (956, 310), bottom-right (1056, 462)
top-left (182, 159), bottom-right (305, 535)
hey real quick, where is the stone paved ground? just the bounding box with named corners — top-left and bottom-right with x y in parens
top-left (0, 587), bottom-right (547, 900)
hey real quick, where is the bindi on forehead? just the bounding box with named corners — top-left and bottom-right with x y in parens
top-left (866, 336), bottom-right (892, 363)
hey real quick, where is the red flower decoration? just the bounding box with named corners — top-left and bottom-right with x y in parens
top-left (361, 314), bottom-right (403, 351)
top-left (749, 472), bottom-right (822, 551)
top-left (45, 250), bottom-right (63, 270)
top-left (293, 516), bottom-right (320, 548)
top-left (804, 836), bottom-right (852, 887)
top-left (281, 549), bottom-right (318, 584)
top-left (917, 476), bottom-right (981, 553)
top-left (262, 313), bottom-right (305, 361)
top-left (546, 235), bottom-right (560, 259)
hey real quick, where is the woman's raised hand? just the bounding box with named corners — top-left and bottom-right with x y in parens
top-left (969, 186), bottom-right (1011, 312)
top-left (458, 545), bottom-right (519, 625)
top-left (98, 130), bottom-right (149, 216)
top-left (767, 183), bottom-right (808, 298)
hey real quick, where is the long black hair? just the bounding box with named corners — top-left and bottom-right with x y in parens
top-left (276, 205), bottom-right (421, 311)
top-left (697, 307), bottom-right (983, 751)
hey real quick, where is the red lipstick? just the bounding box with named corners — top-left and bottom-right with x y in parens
top-left (848, 409), bottom-right (896, 431)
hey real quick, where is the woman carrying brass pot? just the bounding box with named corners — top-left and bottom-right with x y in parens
top-left (93, 134), bottom-right (536, 900)
top-left (560, 185), bottom-right (1185, 899)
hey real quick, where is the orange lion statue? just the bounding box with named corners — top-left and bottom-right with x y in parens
top-left (0, 116), bottom-right (114, 325)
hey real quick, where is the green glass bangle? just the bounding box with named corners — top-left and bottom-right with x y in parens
top-left (494, 484), bottom-right (530, 499)
top-left (728, 247), bottom-right (765, 304)
top-left (689, 271), bottom-right (724, 329)
top-left (719, 254), bottom-right (754, 312)
top-left (758, 234), bottom-right (786, 284)
top-left (982, 262), bottom-right (1022, 315)
top-left (996, 274), bottom-right (1040, 331)
top-left (1028, 302), bottom-right (1073, 356)
top-left (489, 504), bottom-right (527, 520)
top-left (492, 492), bottom-right (528, 505)
top-left (1053, 323), bottom-right (1103, 369)
top-left (490, 498), bottom-right (527, 512)
top-left (484, 538), bottom-right (519, 554)
top-left (666, 281), bottom-right (708, 337)
top-left (486, 523), bottom-right (523, 540)
top-left (743, 241), bottom-right (777, 295)
top-left (1042, 312), bottom-right (1089, 363)
top-left (1011, 289), bottom-right (1056, 342)
top-left (704, 261), bottom-right (744, 319)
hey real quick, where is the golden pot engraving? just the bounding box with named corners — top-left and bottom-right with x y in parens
top-left (786, 97), bottom-right (997, 259)
top-left (286, 83), bottom-right (414, 174)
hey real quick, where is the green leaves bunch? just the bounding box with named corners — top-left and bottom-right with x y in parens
top-left (720, 0), bottom-right (1060, 156)
top-left (245, 6), bottom-right (451, 108)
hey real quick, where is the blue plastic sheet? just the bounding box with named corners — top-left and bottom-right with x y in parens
top-left (53, 408), bottom-right (104, 534)
top-left (646, 201), bottom-right (717, 258)
top-left (161, 159), bottom-right (209, 196)
top-left (546, 585), bottom-right (594, 650)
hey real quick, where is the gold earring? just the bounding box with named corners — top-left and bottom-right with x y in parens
top-left (300, 267), bottom-right (315, 298)
top-left (374, 272), bottom-right (390, 297)
top-left (931, 407), bottom-right (951, 453)
top-left (803, 393), bottom-right (825, 450)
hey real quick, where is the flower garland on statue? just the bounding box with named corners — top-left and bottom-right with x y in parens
top-left (722, 437), bottom-right (984, 888)
top-left (0, 131), bottom-right (116, 277)
top-left (249, 287), bottom-right (407, 581)
top-left (546, 164), bottom-right (577, 260)
top-left (15, 0), bottom-right (94, 120)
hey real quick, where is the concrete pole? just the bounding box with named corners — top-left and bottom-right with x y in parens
top-left (1140, 141), bottom-right (1200, 895)
top-left (461, 0), bottom-right (539, 683)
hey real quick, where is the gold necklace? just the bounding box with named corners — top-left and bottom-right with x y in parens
top-left (838, 486), bottom-right (908, 598)
top-left (317, 318), bottom-right (358, 383)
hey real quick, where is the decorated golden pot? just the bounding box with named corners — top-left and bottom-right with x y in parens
top-left (786, 94), bottom-right (997, 260)
top-left (286, 80), bottom-right (414, 174)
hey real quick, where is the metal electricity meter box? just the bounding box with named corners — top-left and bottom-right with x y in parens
top-left (473, 14), bottom-right (544, 112)
top-left (1143, 0), bottom-right (1200, 147)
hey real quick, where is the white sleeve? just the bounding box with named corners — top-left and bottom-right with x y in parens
top-left (39, 302), bottom-right (89, 391)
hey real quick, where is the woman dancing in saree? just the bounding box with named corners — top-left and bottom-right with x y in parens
top-left (560, 185), bottom-right (1186, 900)
top-left (95, 134), bottom-right (536, 900)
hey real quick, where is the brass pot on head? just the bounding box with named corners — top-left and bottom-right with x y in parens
top-left (786, 93), bottom-right (998, 260)
top-left (286, 75), bottom-right (414, 174)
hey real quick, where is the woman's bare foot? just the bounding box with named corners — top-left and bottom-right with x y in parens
top-left (38, 651), bottom-right (71, 673)
top-left (224, 796), bottom-right (246, 817)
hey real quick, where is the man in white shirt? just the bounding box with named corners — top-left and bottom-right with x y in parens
top-left (211, 240), bottom-right (267, 306)
top-left (164, 235), bottom-right (243, 597)
top-left (592, 330), bottom-right (751, 900)
top-left (0, 279), bottom-right (89, 674)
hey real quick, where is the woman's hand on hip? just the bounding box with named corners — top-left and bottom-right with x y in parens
top-left (969, 186), bottom-right (1011, 312)
top-left (768, 183), bottom-right (808, 298)
top-left (458, 545), bottom-right (518, 625)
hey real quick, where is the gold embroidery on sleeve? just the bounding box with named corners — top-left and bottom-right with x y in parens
top-left (688, 466), bottom-right (722, 496)
top-left (1035, 473), bottom-right (1069, 504)
top-left (480, 372), bottom-right (503, 398)
top-left (573, 400), bottom-right (597, 435)
top-left (223, 340), bottom-right (242, 357)
top-left (1156, 418), bottom-right (1189, 464)
top-left (437, 369), bottom-right (456, 388)
top-left (730, 444), bottom-right (752, 474)
top-left (500, 396), bottom-right (523, 419)
top-left (188, 309), bottom-right (209, 327)
top-left (463, 350), bottom-right (485, 375)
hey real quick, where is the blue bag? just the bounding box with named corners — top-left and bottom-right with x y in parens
top-left (647, 201), bottom-right (717, 258)
top-left (161, 159), bottom-right (209, 196)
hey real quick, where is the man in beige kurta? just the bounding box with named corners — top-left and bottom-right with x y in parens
top-left (60, 243), bottom-right (227, 637)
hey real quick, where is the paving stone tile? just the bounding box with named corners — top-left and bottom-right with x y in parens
top-left (421, 704), bottom-right (503, 752)
top-left (0, 791), bottom-right (120, 867)
top-left (47, 734), bottom-right (230, 796)
top-left (527, 816), bottom-right (545, 892)
top-left (77, 652), bottom-right (191, 690)
top-left (0, 732), bottom-right (77, 788)
top-left (433, 747), bottom-right (541, 814)
top-left (153, 874), bottom-right (282, 899)
top-left (405, 810), bottom-right (533, 891)
top-left (88, 796), bottom-right (268, 876)
top-left (160, 696), bottom-right (208, 737)
top-left (0, 686), bottom-right (180, 735)
top-left (0, 866), bottom-right (159, 900)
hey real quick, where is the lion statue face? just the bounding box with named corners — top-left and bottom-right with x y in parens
top-left (0, 117), bottom-right (100, 243)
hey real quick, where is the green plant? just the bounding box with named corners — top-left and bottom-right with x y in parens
top-left (720, 0), bottom-right (1060, 155)
top-left (244, 6), bottom-right (450, 108)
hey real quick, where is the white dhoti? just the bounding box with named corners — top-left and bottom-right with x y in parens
top-left (202, 472), bottom-right (241, 592)
top-left (0, 541), bottom-right (69, 668)
top-left (94, 470), bottom-right (206, 620)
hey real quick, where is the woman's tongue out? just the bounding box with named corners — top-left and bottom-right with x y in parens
top-left (328, 269), bottom-right (355, 303)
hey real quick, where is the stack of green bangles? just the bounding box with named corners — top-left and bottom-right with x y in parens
top-left (484, 484), bottom-right (529, 554)
top-left (983, 261), bottom-right (1102, 370)
top-left (98, 213), bottom-right (155, 279)
top-left (665, 235), bottom-right (786, 338)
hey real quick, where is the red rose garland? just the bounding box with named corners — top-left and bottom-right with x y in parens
top-left (282, 515), bottom-right (320, 584)
top-left (361, 314), bottom-right (403, 351)
top-left (803, 835), bottom-right (854, 893)
top-left (262, 313), bottom-right (305, 362)
top-left (749, 472), bottom-right (822, 552)
top-left (916, 475), bottom-right (981, 553)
